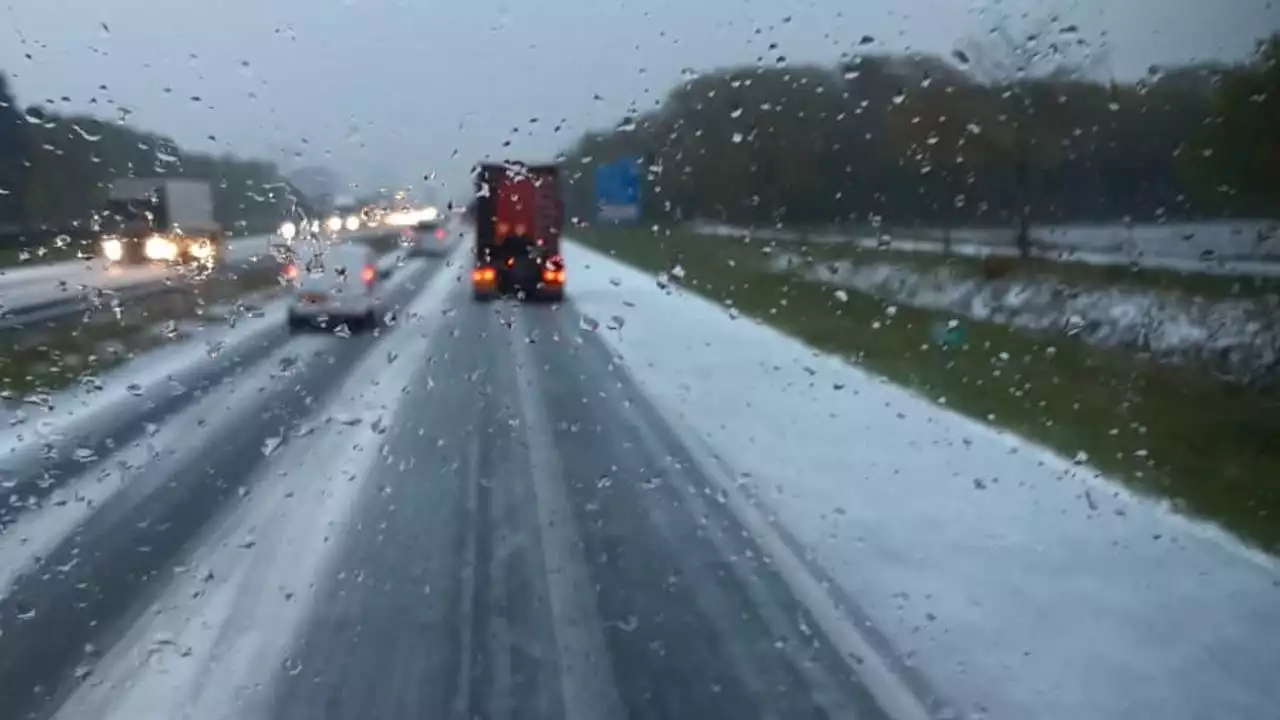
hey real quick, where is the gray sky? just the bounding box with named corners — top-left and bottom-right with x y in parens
top-left (4, 0), bottom-right (1276, 197)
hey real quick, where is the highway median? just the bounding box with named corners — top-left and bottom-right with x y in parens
top-left (572, 226), bottom-right (1280, 554)
top-left (0, 261), bottom-right (286, 398)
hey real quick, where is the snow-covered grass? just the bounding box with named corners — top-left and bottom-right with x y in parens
top-left (691, 218), bottom-right (1280, 277)
top-left (571, 227), bottom-right (1280, 555)
top-left (768, 249), bottom-right (1280, 386)
top-left (565, 239), bottom-right (1280, 720)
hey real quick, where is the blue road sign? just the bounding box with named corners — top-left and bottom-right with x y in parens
top-left (595, 158), bottom-right (642, 224)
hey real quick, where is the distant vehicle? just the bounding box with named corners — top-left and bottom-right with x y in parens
top-left (284, 241), bottom-right (391, 332)
top-left (98, 178), bottom-right (223, 264)
top-left (405, 219), bottom-right (452, 257)
top-left (471, 161), bottom-right (565, 302)
top-left (326, 197), bottom-right (365, 233)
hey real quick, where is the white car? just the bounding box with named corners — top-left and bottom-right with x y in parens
top-left (284, 242), bottom-right (390, 332)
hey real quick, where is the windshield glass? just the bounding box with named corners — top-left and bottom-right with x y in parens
top-left (0, 3), bottom-right (1277, 720)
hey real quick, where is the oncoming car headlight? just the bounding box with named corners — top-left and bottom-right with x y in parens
top-left (144, 235), bottom-right (179, 261)
top-left (279, 221), bottom-right (298, 241)
top-left (189, 240), bottom-right (216, 260)
top-left (326, 216), bottom-right (343, 232)
top-left (101, 238), bottom-right (124, 262)
top-left (344, 215), bottom-right (360, 231)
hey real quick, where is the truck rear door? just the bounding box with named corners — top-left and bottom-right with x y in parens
top-left (493, 169), bottom-right (538, 245)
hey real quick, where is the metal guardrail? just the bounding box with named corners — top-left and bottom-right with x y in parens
top-left (0, 228), bottom-right (417, 330)
top-left (0, 279), bottom-right (190, 331)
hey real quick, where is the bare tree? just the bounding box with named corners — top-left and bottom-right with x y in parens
top-left (958, 10), bottom-right (1111, 258)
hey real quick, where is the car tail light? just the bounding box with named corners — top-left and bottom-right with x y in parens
top-left (361, 265), bottom-right (376, 283)
top-left (435, 228), bottom-right (446, 240)
top-left (283, 264), bottom-right (298, 279)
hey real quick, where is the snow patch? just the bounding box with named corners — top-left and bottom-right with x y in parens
top-left (565, 240), bottom-right (1280, 720)
top-left (51, 245), bottom-right (465, 720)
top-left (774, 253), bottom-right (1280, 384)
top-left (0, 256), bottom-right (430, 462)
top-left (0, 337), bottom-right (331, 599)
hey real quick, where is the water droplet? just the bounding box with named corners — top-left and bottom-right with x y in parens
top-left (261, 436), bottom-right (282, 456)
top-left (69, 124), bottom-right (101, 142)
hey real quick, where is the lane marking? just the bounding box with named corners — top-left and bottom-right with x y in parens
top-left (508, 323), bottom-right (626, 720)
top-left (552, 299), bottom-right (938, 720)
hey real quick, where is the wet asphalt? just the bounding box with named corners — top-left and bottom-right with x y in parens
top-left (0, 256), bottom-right (892, 720)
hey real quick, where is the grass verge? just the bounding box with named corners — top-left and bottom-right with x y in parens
top-left (0, 263), bottom-right (285, 397)
top-left (575, 227), bottom-right (1280, 554)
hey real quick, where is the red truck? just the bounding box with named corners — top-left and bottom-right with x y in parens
top-left (470, 161), bottom-right (565, 302)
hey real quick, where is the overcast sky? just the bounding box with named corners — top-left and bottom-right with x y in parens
top-left (3, 0), bottom-right (1276, 198)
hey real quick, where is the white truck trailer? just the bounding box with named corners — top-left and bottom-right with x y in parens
top-left (99, 178), bottom-right (223, 264)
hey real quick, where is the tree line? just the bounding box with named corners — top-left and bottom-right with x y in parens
top-left (0, 72), bottom-right (308, 240)
top-left (560, 30), bottom-right (1279, 242)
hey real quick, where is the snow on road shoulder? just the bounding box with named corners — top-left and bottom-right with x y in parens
top-left (0, 256), bottom-right (430, 462)
top-left (564, 241), bottom-right (1280, 720)
top-left (0, 335), bottom-right (332, 599)
top-left (52, 249), bottom-right (465, 720)
top-left (0, 299), bottom-right (285, 461)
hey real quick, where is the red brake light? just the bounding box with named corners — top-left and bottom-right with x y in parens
top-left (361, 265), bottom-right (376, 283)
top-left (283, 264), bottom-right (298, 279)
top-left (435, 228), bottom-right (446, 240)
